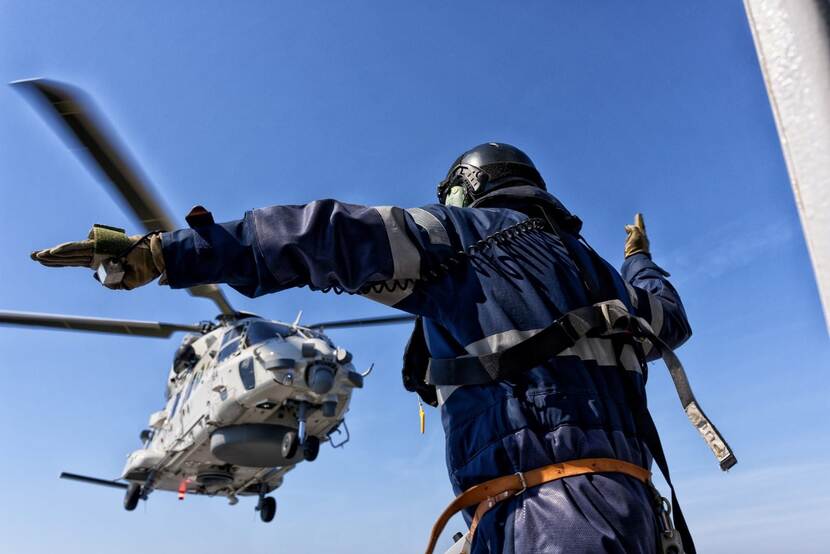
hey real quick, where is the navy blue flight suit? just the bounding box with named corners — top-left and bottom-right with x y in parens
top-left (161, 186), bottom-right (691, 553)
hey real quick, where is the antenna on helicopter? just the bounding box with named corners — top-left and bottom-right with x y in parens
top-left (292, 310), bottom-right (303, 328)
top-left (10, 78), bottom-right (235, 317)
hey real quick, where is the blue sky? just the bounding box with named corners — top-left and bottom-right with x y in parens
top-left (1, 1), bottom-right (828, 553)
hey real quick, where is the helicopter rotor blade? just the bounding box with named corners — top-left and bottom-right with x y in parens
top-left (307, 314), bottom-right (417, 330)
top-left (11, 78), bottom-right (235, 316)
top-left (188, 284), bottom-right (235, 317)
top-left (60, 472), bottom-right (129, 490)
top-left (0, 310), bottom-right (202, 338)
top-left (11, 78), bottom-right (174, 232)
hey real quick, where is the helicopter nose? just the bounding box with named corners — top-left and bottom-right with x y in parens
top-left (306, 363), bottom-right (335, 394)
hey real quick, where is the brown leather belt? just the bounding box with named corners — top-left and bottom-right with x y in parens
top-left (424, 457), bottom-right (652, 554)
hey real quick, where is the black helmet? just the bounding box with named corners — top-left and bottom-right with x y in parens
top-left (437, 142), bottom-right (546, 206)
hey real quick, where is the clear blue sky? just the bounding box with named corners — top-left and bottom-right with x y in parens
top-left (1, 1), bottom-right (827, 553)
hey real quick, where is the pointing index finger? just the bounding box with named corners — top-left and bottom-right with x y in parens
top-left (635, 213), bottom-right (645, 231)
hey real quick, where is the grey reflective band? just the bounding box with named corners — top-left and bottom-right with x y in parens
top-left (374, 206), bottom-right (421, 280)
top-left (405, 208), bottom-right (451, 246)
top-left (647, 292), bottom-right (664, 337)
top-left (427, 299), bottom-right (737, 471)
top-left (465, 327), bottom-right (543, 355)
top-left (625, 282), bottom-right (639, 308)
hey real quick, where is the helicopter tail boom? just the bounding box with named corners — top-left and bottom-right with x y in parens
top-left (60, 472), bottom-right (129, 490)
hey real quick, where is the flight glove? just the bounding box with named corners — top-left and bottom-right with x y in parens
top-left (624, 213), bottom-right (650, 258)
top-left (31, 224), bottom-right (166, 290)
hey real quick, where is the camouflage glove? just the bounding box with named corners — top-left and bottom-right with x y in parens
top-left (624, 213), bottom-right (650, 258)
top-left (31, 224), bottom-right (166, 290)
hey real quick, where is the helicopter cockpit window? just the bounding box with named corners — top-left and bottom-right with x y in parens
top-left (216, 325), bottom-right (244, 365)
top-left (217, 340), bottom-right (240, 364)
top-left (245, 321), bottom-right (293, 347)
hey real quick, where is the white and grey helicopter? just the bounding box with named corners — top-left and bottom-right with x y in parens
top-left (1, 79), bottom-right (415, 523)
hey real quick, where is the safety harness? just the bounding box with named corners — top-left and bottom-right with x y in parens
top-left (426, 299), bottom-right (736, 471)
top-left (423, 298), bottom-right (736, 554)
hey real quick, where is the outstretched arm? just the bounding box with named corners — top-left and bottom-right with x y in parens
top-left (161, 200), bottom-right (453, 302)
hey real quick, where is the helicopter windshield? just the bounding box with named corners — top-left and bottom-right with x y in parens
top-left (245, 320), bottom-right (293, 346)
top-left (216, 326), bottom-right (243, 365)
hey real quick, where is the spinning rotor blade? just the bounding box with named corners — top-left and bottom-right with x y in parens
top-left (12, 78), bottom-right (174, 232)
top-left (308, 314), bottom-right (417, 330)
top-left (0, 310), bottom-right (202, 338)
top-left (11, 78), bottom-right (235, 316)
top-left (189, 284), bottom-right (234, 317)
top-left (60, 472), bottom-right (129, 490)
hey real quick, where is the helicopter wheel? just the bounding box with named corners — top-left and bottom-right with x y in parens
top-left (303, 436), bottom-right (320, 462)
top-left (123, 483), bottom-right (142, 511)
top-left (281, 430), bottom-right (298, 459)
top-left (258, 496), bottom-right (277, 523)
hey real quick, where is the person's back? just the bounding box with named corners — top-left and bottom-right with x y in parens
top-left (393, 182), bottom-right (689, 552)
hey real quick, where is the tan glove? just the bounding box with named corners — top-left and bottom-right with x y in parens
top-left (31, 225), bottom-right (166, 290)
top-left (624, 213), bottom-right (650, 258)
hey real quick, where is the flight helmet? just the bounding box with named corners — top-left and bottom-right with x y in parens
top-left (437, 142), bottom-right (546, 207)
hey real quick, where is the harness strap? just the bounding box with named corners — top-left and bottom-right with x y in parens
top-left (426, 299), bottom-right (737, 553)
top-left (426, 300), bottom-right (736, 471)
top-left (425, 306), bottom-right (587, 385)
top-left (423, 458), bottom-right (651, 554)
top-left (640, 322), bottom-right (737, 471)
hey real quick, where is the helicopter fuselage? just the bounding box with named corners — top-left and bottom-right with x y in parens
top-left (122, 316), bottom-right (363, 502)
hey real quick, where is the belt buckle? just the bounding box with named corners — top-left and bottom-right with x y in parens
top-left (513, 471), bottom-right (527, 497)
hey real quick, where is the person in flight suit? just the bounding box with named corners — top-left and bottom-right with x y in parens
top-left (32, 143), bottom-right (695, 553)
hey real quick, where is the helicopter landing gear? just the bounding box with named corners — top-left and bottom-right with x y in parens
top-left (257, 495), bottom-right (277, 523)
top-left (296, 401), bottom-right (309, 446)
top-left (303, 436), bottom-right (320, 462)
top-left (123, 483), bottom-right (142, 511)
top-left (281, 430), bottom-right (298, 459)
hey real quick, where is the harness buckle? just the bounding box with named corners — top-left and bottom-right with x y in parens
top-left (513, 471), bottom-right (528, 496)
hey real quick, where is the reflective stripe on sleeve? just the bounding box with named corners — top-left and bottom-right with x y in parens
top-left (374, 206), bottom-right (422, 280)
top-left (405, 207), bottom-right (451, 246)
top-left (648, 292), bottom-right (664, 337)
top-left (625, 283), bottom-right (639, 308)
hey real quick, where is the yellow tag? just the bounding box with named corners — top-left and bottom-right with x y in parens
top-left (418, 400), bottom-right (425, 434)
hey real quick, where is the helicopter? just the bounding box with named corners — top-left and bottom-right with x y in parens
top-left (1, 79), bottom-right (415, 523)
